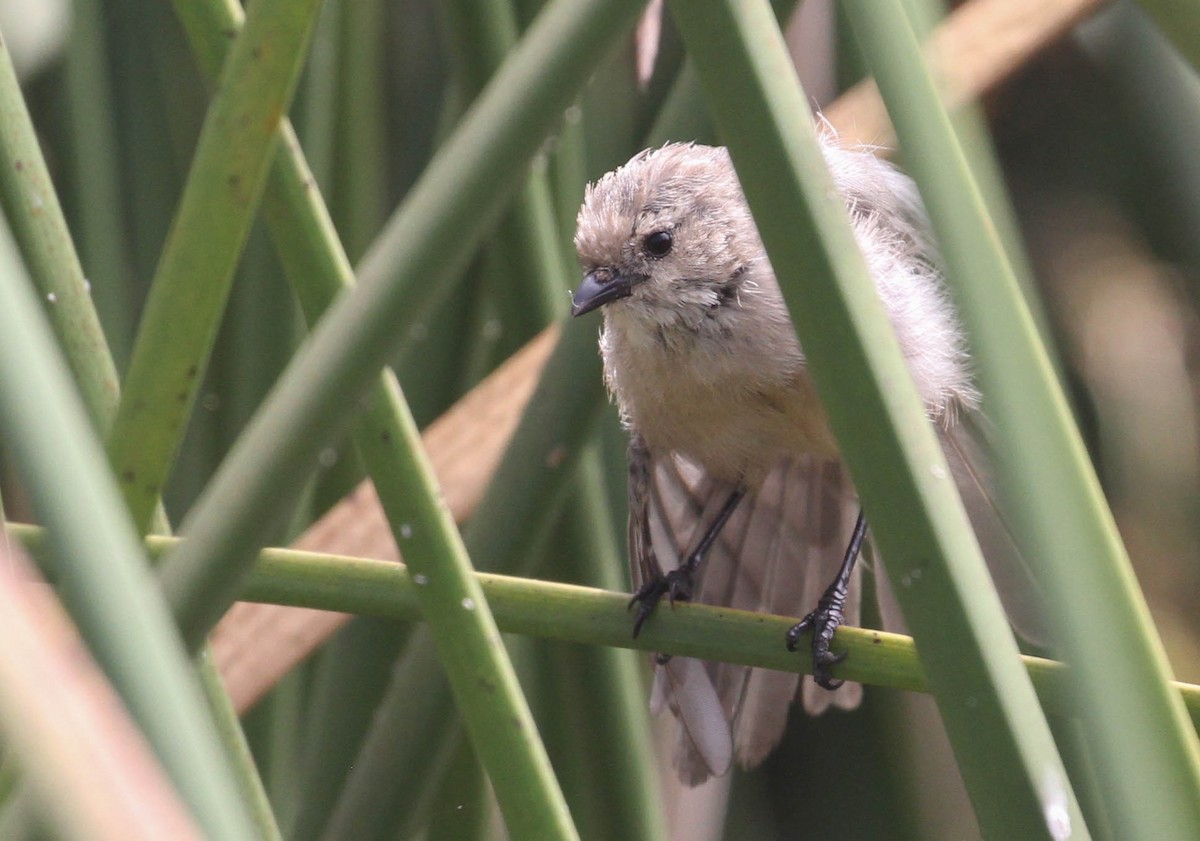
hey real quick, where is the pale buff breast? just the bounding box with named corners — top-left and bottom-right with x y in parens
top-left (600, 306), bottom-right (839, 485)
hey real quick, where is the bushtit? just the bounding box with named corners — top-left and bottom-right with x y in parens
top-left (571, 139), bottom-right (1043, 785)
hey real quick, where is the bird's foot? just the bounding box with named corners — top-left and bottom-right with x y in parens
top-left (786, 590), bottom-right (848, 691)
top-left (629, 568), bottom-right (694, 638)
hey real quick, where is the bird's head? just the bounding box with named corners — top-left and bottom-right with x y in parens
top-left (571, 144), bottom-right (764, 322)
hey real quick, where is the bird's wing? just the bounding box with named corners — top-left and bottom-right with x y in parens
top-left (630, 440), bottom-right (862, 784)
top-left (866, 412), bottom-right (1051, 647)
top-left (939, 411), bottom-right (1050, 645)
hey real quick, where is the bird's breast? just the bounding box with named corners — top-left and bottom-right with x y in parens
top-left (601, 308), bottom-right (839, 484)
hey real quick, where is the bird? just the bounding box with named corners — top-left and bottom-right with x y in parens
top-left (570, 138), bottom-right (1044, 785)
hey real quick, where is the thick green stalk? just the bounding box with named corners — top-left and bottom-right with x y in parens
top-left (319, 631), bottom-right (461, 840)
top-left (21, 522), bottom-right (1200, 739)
top-left (331, 0), bottom-right (388, 262)
top-left (548, 454), bottom-right (668, 841)
top-left (343, 378), bottom-right (580, 840)
top-left (0, 33), bottom-right (120, 431)
top-left (843, 2), bottom-right (1200, 838)
top-left (0, 213), bottom-right (256, 840)
top-left (905, 1), bottom-right (1103, 831)
top-left (322, 0), bottom-right (630, 833)
top-left (106, 0), bottom-right (325, 531)
top-left (59, 0), bottom-right (135, 371)
top-left (196, 656), bottom-right (284, 841)
top-left (671, 1), bottom-right (1083, 837)
top-left (307, 327), bottom-right (613, 839)
top-left (1136, 0), bottom-right (1200, 73)
top-left (643, 0), bottom-right (801, 150)
top-left (298, 0), bottom-right (339, 190)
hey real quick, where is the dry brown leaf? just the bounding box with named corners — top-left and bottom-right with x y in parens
top-left (825, 0), bottom-right (1105, 149)
top-left (0, 544), bottom-right (202, 841)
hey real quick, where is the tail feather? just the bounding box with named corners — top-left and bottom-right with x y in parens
top-left (634, 448), bottom-right (863, 784)
top-left (656, 657), bottom-right (734, 783)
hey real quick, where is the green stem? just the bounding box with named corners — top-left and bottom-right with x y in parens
top-left (59, 0), bottom-right (136, 371)
top-left (19, 522), bottom-right (1200, 739)
top-left (0, 30), bottom-right (120, 432)
top-left (1136, 0), bottom-right (1200, 73)
top-left (197, 656), bottom-right (284, 841)
top-left (347, 377), bottom-right (581, 840)
top-left (328, 0), bottom-right (387, 261)
top-left (106, 0), bottom-right (325, 531)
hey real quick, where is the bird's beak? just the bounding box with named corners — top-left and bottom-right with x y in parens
top-left (571, 269), bottom-right (637, 317)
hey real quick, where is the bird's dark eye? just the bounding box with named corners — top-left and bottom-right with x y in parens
top-left (642, 230), bottom-right (673, 258)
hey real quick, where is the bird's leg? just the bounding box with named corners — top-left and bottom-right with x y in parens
top-left (631, 487), bottom-right (746, 637)
top-left (786, 509), bottom-right (869, 690)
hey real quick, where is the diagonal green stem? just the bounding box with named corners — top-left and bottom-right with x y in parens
top-left (0, 29), bottom-right (120, 432)
top-left (670, 0), bottom-right (1084, 836)
top-left (350, 375), bottom-right (582, 840)
top-left (106, 0), bottom-right (325, 532)
top-left (1136, 0), bottom-right (1200, 73)
top-left (844, 1), bottom-right (1200, 838)
top-left (60, 0), bottom-right (136, 371)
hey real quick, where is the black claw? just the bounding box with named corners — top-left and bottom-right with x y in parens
top-left (785, 616), bottom-right (810, 651)
top-left (786, 509), bottom-right (869, 692)
top-left (628, 488), bottom-right (745, 640)
top-left (787, 604), bottom-right (847, 690)
top-left (629, 568), bottom-right (693, 637)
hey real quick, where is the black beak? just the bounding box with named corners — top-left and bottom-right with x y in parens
top-left (571, 269), bottom-right (637, 317)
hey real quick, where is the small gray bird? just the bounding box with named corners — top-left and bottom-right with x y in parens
top-left (571, 139), bottom-right (1044, 785)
